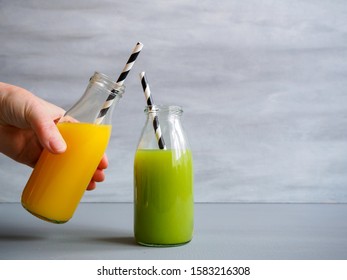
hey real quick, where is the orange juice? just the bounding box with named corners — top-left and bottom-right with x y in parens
top-left (21, 122), bottom-right (111, 223)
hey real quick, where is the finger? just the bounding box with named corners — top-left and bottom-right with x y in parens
top-left (37, 119), bottom-right (67, 154)
top-left (86, 181), bottom-right (96, 191)
top-left (27, 101), bottom-right (67, 154)
top-left (91, 168), bottom-right (106, 183)
top-left (86, 158), bottom-right (108, 191)
top-left (98, 154), bottom-right (109, 169)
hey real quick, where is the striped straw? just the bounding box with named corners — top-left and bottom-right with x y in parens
top-left (116, 42), bottom-right (144, 86)
top-left (140, 71), bottom-right (166, 150)
top-left (95, 42), bottom-right (143, 124)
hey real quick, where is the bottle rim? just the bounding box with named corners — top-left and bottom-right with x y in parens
top-left (144, 105), bottom-right (183, 115)
top-left (92, 71), bottom-right (125, 98)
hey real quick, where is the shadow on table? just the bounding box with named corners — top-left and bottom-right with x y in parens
top-left (94, 236), bottom-right (137, 246)
top-left (0, 233), bottom-right (44, 242)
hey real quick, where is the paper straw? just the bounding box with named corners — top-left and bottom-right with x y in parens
top-left (140, 71), bottom-right (166, 150)
top-left (116, 42), bottom-right (144, 86)
top-left (95, 42), bottom-right (144, 124)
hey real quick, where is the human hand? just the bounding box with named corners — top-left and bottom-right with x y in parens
top-left (0, 82), bottom-right (107, 190)
top-left (87, 154), bottom-right (108, 191)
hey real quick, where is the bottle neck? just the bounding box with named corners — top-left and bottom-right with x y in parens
top-left (138, 105), bottom-right (189, 151)
top-left (61, 72), bottom-right (125, 125)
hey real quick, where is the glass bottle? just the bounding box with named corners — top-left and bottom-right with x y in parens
top-left (134, 105), bottom-right (194, 246)
top-left (21, 72), bottom-right (124, 224)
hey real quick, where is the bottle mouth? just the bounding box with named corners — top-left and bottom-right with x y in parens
top-left (144, 105), bottom-right (183, 115)
top-left (92, 71), bottom-right (125, 98)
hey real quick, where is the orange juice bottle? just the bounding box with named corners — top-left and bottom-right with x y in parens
top-left (21, 72), bottom-right (125, 223)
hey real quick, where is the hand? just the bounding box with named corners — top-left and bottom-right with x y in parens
top-left (0, 82), bottom-right (108, 190)
top-left (87, 155), bottom-right (108, 191)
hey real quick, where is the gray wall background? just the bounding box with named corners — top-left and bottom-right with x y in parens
top-left (1, 0), bottom-right (347, 203)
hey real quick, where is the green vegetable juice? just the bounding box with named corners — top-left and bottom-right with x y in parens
top-left (134, 149), bottom-right (194, 246)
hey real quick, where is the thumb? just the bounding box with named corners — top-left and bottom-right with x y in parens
top-left (27, 102), bottom-right (67, 154)
top-left (33, 118), bottom-right (67, 154)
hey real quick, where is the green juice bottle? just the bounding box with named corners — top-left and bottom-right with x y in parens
top-left (134, 105), bottom-right (194, 246)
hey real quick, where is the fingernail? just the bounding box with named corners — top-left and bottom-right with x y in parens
top-left (49, 134), bottom-right (67, 153)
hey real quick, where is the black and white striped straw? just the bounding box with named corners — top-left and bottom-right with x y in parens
top-left (95, 42), bottom-right (143, 124)
top-left (116, 42), bottom-right (144, 86)
top-left (140, 71), bottom-right (166, 150)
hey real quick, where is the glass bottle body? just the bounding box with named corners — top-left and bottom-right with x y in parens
top-left (134, 105), bottom-right (194, 246)
top-left (21, 72), bottom-right (124, 223)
